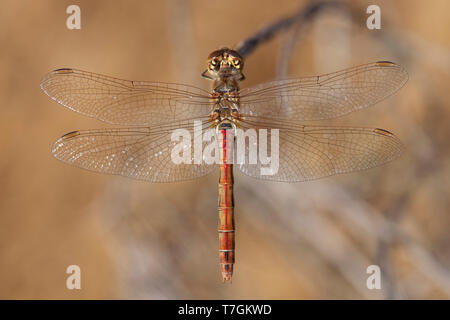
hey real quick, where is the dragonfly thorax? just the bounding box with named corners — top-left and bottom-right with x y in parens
top-left (211, 104), bottom-right (241, 125)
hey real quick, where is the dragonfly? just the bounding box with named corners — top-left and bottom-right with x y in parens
top-left (40, 48), bottom-right (408, 283)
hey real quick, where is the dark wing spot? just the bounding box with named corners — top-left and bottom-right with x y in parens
top-left (374, 128), bottom-right (394, 136)
top-left (61, 130), bottom-right (80, 139)
top-left (53, 68), bottom-right (74, 74)
top-left (376, 61), bottom-right (395, 67)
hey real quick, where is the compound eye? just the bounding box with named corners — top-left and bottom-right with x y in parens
top-left (209, 58), bottom-right (219, 70)
top-left (211, 59), bottom-right (218, 66)
top-left (232, 58), bottom-right (241, 68)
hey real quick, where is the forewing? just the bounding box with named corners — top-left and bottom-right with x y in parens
top-left (239, 61), bottom-right (408, 121)
top-left (41, 68), bottom-right (214, 125)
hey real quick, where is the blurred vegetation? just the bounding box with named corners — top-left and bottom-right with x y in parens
top-left (0, 0), bottom-right (449, 299)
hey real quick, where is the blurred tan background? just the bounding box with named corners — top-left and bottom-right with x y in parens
top-left (0, 0), bottom-right (449, 299)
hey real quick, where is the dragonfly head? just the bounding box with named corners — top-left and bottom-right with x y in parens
top-left (202, 48), bottom-right (245, 81)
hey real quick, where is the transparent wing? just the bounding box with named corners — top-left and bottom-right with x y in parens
top-left (239, 61), bottom-right (408, 121)
top-left (51, 118), bottom-right (216, 182)
top-left (237, 118), bottom-right (403, 182)
top-left (41, 68), bottom-right (214, 126)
